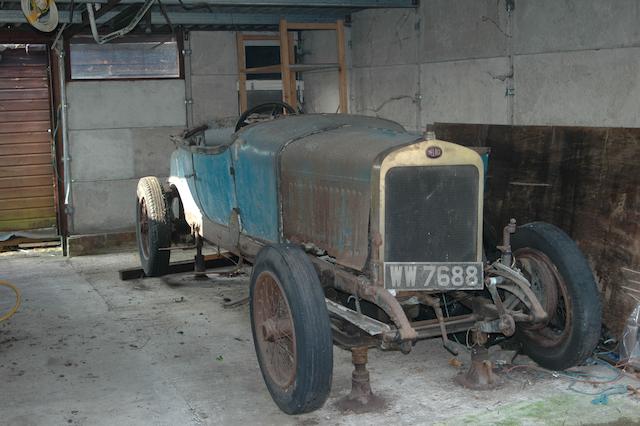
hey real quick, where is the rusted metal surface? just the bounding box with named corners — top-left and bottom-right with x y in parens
top-left (433, 123), bottom-right (640, 335)
top-left (280, 125), bottom-right (420, 271)
top-left (230, 113), bottom-right (406, 245)
top-left (335, 347), bottom-right (386, 414)
top-left (454, 329), bottom-right (502, 390)
top-left (514, 247), bottom-right (571, 347)
top-left (310, 256), bottom-right (417, 342)
top-left (0, 47), bottom-right (56, 233)
top-left (252, 270), bottom-right (297, 389)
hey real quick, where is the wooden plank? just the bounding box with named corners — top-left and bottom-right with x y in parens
top-left (0, 196), bottom-right (54, 211)
top-left (119, 253), bottom-right (239, 280)
top-left (0, 88), bottom-right (49, 101)
top-left (0, 175), bottom-right (53, 189)
top-left (288, 31), bottom-right (297, 110)
top-left (0, 67), bottom-right (48, 78)
top-left (0, 51), bottom-right (47, 65)
top-left (286, 22), bottom-right (337, 31)
top-left (242, 65), bottom-right (282, 74)
top-left (336, 19), bottom-right (348, 113)
top-left (0, 206), bottom-right (55, 221)
top-left (0, 185), bottom-right (53, 200)
top-left (279, 19), bottom-right (292, 106)
top-left (0, 132), bottom-right (50, 144)
top-left (0, 164), bottom-right (53, 178)
top-left (0, 216), bottom-right (56, 233)
top-left (289, 63), bottom-right (339, 72)
top-left (0, 110), bottom-right (50, 123)
top-left (239, 34), bottom-right (279, 41)
top-left (0, 78), bottom-right (48, 90)
top-left (0, 142), bottom-right (51, 156)
top-left (236, 32), bottom-right (248, 113)
top-left (0, 121), bottom-right (50, 134)
top-left (0, 99), bottom-right (50, 112)
top-left (0, 153), bottom-right (52, 167)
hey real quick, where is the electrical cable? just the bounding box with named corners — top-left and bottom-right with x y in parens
top-left (0, 280), bottom-right (21, 323)
top-left (87, 0), bottom-right (156, 45)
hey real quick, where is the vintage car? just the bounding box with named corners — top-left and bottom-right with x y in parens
top-left (135, 103), bottom-right (601, 414)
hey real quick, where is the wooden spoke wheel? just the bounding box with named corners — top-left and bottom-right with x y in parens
top-left (250, 244), bottom-right (333, 415)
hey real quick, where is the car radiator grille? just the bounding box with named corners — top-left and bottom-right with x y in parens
top-left (384, 165), bottom-right (479, 262)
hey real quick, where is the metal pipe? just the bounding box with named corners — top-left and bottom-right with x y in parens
top-left (182, 31), bottom-right (194, 127)
top-left (55, 41), bottom-right (74, 235)
top-left (87, 0), bottom-right (156, 44)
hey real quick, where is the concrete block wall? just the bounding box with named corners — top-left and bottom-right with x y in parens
top-left (66, 31), bottom-right (239, 236)
top-left (189, 31), bottom-right (239, 125)
top-left (303, 0), bottom-right (640, 130)
top-left (298, 30), bottom-right (343, 114)
top-left (67, 80), bottom-right (186, 234)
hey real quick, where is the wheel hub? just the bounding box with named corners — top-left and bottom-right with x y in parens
top-left (515, 248), bottom-right (571, 345)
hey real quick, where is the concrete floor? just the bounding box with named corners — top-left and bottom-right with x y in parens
top-left (1, 249), bottom-right (639, 426)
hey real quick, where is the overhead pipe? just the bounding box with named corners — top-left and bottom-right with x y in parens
top-left (86, 0), bottom-right (155, 44)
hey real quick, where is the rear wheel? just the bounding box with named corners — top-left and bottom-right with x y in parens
top-left (250, 244), bottom-right (333, 414)
top-left (511, 222), bottom-right (601, 370)
top-left (136, 177), bottom-right (171, 277)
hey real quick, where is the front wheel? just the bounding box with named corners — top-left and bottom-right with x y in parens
top-left (511, 222), bottom-right (601, 370)
top-left (250, 244), bottom-right (333, 414)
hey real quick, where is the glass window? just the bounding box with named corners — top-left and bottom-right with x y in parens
top-left (69, 36), bottom-right (180, 80)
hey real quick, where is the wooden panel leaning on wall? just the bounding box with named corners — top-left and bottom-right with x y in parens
top-left (434, 123), bottom-right (640, 337)
top-left (0, 46), bottom-right (56, 233)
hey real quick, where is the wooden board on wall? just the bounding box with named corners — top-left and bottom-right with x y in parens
top-left (434, 123), bottom-right (640, 336)
top-left (0, 47), bottom-right (56, 233)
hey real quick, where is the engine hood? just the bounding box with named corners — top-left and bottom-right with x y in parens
top-left (278, 117), bottom-right (421, 270)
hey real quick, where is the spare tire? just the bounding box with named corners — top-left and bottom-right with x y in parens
top-left (136, 176), bottom-right (171, 277)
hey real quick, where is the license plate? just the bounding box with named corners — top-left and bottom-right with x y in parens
top-left (384, 262), bottom-right (484, 291)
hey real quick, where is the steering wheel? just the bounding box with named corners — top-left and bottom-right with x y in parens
top-left (235, 101), bottom-right (298, 132)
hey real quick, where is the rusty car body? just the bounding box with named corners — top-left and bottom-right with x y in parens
top-left (135, 108), bottom-right (602, 414)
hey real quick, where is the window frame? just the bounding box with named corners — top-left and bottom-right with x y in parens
top-left (65, 32), bottom-right (184, 82)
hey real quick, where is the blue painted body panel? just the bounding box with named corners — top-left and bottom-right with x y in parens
top-left (480, 152), bottom-right (489, 188)
top-left (192, 150), bottom-right (236, 225)
top-left (170, 148), bottom-right (202, 211)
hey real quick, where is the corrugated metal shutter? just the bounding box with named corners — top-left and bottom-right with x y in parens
top-left (0, 46), bottom-right (56, 232)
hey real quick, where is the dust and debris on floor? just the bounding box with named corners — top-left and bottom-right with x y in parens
top-left (1, 249), bottom-right (639, 425)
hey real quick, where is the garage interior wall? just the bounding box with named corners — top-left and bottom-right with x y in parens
top-left (66, 31), bottom-right (238, 236)
top-left (300, 0), bottom-right (640, 333)
top-left (303, 0), bottom-right (640, 129)
top-left (67, 79), bottom-right (185, 234)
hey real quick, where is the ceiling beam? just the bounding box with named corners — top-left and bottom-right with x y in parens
top-left (0, 0), bottom-right (417, 6)
top-left (0, 10), bottom-right (347, 25)
top-left (63, 0), bottom-right (122, 38)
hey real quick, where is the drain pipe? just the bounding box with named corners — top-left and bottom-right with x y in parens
top-left (183, 31), bottom-right (194, 127)
top-left (55, 40), bottom-right (74, 235)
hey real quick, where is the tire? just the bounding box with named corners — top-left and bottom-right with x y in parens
top-left (136, 177), bottom-right (171, 277)
top-left (511, 222), bottom-right (601, 370)
top-left (250, 244), bottom-right (333, 415)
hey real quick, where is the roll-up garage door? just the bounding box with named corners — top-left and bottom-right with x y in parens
top-left (0, 45), bottom-right (56, 233)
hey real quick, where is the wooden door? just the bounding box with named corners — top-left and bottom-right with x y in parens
top-left (0, 45), bottom-right (56, 232)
